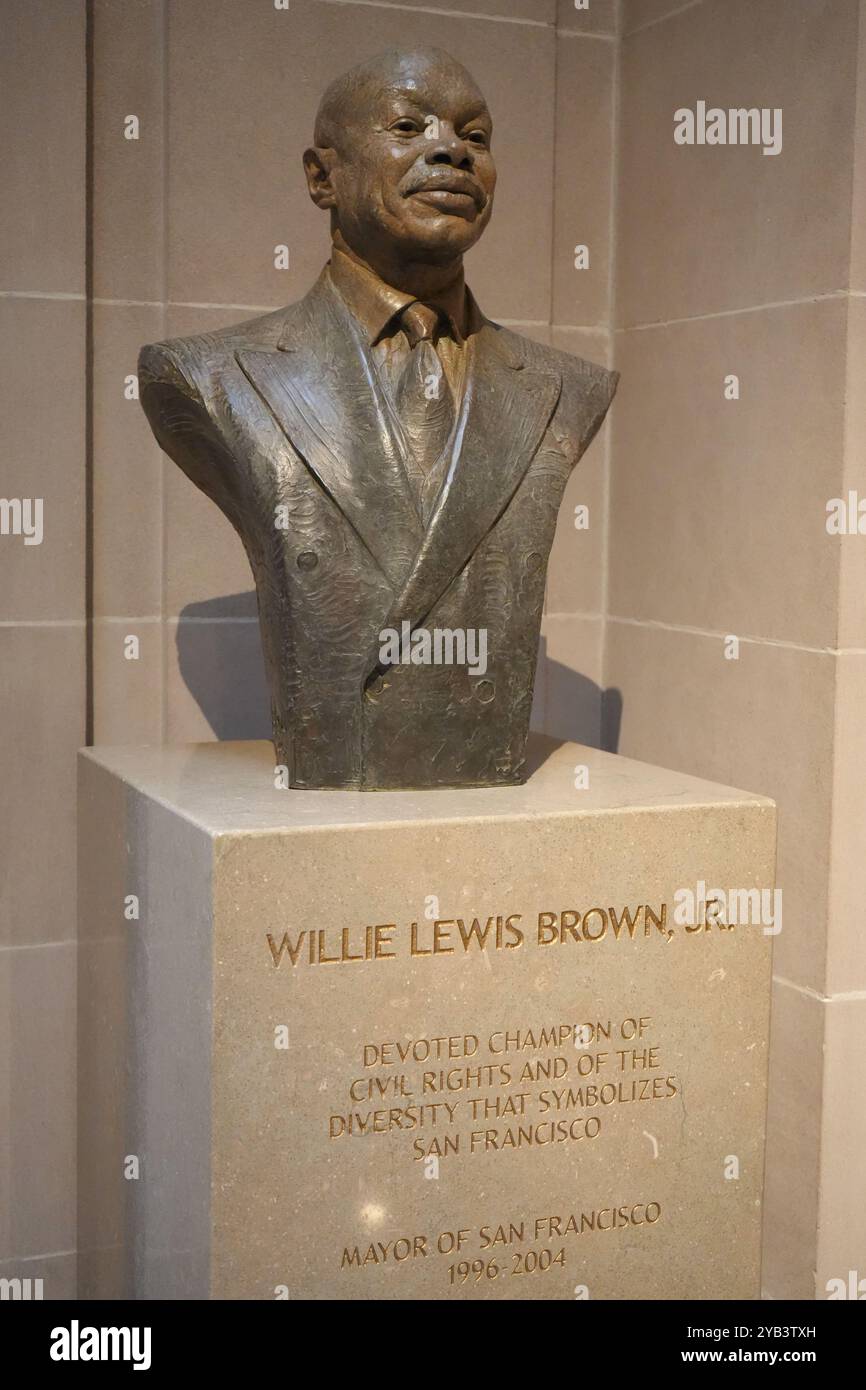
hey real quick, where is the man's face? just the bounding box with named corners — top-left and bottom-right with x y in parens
top-left (322, 59), bottom-right (496, 265)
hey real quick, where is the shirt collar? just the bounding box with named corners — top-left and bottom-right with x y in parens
top-left (327, 244), bottom-right (480, 346)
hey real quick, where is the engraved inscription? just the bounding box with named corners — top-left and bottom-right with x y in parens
top-left (326, 1014), bottom-right (680, 1162)
top-left (265, 899), bottom-right (745, 971)
top-left (255, 893), bottom-right (760, 1295)
top-left (339, 1204), bottom-right (664, 1285)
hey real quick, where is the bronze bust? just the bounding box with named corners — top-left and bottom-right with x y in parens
top-left (139, 47), bottom-right (618, 790)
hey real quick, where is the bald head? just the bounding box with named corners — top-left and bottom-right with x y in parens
top-left (303, 46), bottom-right (496, 279)
top-left (314, 47), bottom-right (487, 152)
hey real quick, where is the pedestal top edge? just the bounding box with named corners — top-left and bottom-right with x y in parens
top-left (78, 736), bottom-right (775, 838)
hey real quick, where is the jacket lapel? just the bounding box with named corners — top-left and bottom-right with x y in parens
top-left (377, 322), bottom-right (561, 642)
top-left (236, 279), bottom-right (561, 648)
top-left (235, 275), bottom-right (423, 591)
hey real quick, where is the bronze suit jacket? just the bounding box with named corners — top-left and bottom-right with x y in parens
top-left (138, 270), bottom-right (618, 789)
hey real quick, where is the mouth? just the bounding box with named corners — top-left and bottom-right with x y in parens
top-left (406, 177), bottom-right (484, 217)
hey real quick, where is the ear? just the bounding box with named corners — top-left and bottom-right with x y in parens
top-left (303, 146), bottom-right (337, 210)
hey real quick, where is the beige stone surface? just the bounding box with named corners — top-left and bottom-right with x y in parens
top-left (0, 626), bottom-right (86, 949)
top-left (546, 329), bottom-right (610, 627)
top-left (558, 0), bottom-right (617, 35)
top-left (77, 754), bottom-right (214, 1300)
top-left (851, 0), bottom-right (866, 293)
top-left (839, 298), bottom-right (866, 650)
top-left (827, 655), bottom-right (866, 994)
top-left (815, 999), bottom-right (866, 1297)
top-left (622, 0), bottom-right (698, 36)
top-left (762, 987), bottom-right (866, 1301)
top-left (552, 35), bottom-right (615, 328)
top-left (552, 326), bottom-right (610, 359)
top-left (0, 297), bottom-right (86, 623)
top-left (539, 614), bottom-right (604, 746)
top-left (610, 299), bottom-right (846, 650)
top-left (92, 302), bottom-right (164, 620)
top-left (605, 619), bottom-right (834, 993)
top-left (79, 737), bottom-right (775, 1300)
top-left (0, 0), bottom-right (86, 293)
top-left (0, 943), bottom-right (77, 1263)
top-left (0, 1253), bottom-right (77, 1301)
top-left (382, 0), bottom-right (556, 20)
top-left (92, 0), bottom-right (165, 303)
top-left (617, 0), bottom-right (859, 327)
top-left (1, 0), bottom-right (87, 1280)
top-left (610, 0), bottom-right (866, 1303)
top-left (92, 620), bottom-right (163, 746)
top-left (760, 980), bottom-right (823, 1301)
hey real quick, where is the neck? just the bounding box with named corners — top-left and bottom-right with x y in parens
top-left (331, 230), bottom-right (467, 328)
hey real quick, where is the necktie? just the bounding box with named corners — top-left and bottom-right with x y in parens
top-left (394, 302), bottom-right (455, 520)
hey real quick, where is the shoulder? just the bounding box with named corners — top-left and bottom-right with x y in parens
top-left (492, 323), bottom-right (619, 453)
top-left (137, 299), bottom-right (309, 399)
top-left (496, 324), bottom-right (618, 402)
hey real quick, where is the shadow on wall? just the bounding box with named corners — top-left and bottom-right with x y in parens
top-left (536, 634), bottom-right (622, 755)
top-left (177, 593), bottom-right (271, 741)
top-left (176, 597), bottom-right (622, 755)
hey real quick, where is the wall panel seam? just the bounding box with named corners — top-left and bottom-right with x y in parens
top-left (623, 0), bottom-right (704, 40)
top-left (607, 615), bottom-right (857, 657)
top-left (617, 291), bottom-right (849, 333)
top-left (315, 0), bottom-right (550, 27)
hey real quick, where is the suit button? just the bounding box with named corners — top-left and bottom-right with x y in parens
top-left (297, 550), bottom-right (318, 571)
top-left (475, 679), bottom-right (495, 704)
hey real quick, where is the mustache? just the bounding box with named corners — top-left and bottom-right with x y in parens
top-left (403, 171), bottom-right (487, 208)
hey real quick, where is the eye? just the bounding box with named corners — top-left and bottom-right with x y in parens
top-left (465, 130), bottom-right (489, 147)
top-left (391, 118), bottom-right (420, 135)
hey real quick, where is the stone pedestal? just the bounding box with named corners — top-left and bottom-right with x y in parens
top-left (78, 736), bottom-right (775, 1301)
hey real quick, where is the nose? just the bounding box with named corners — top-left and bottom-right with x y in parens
top-left (423, 125), bottom-right (472, 170)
